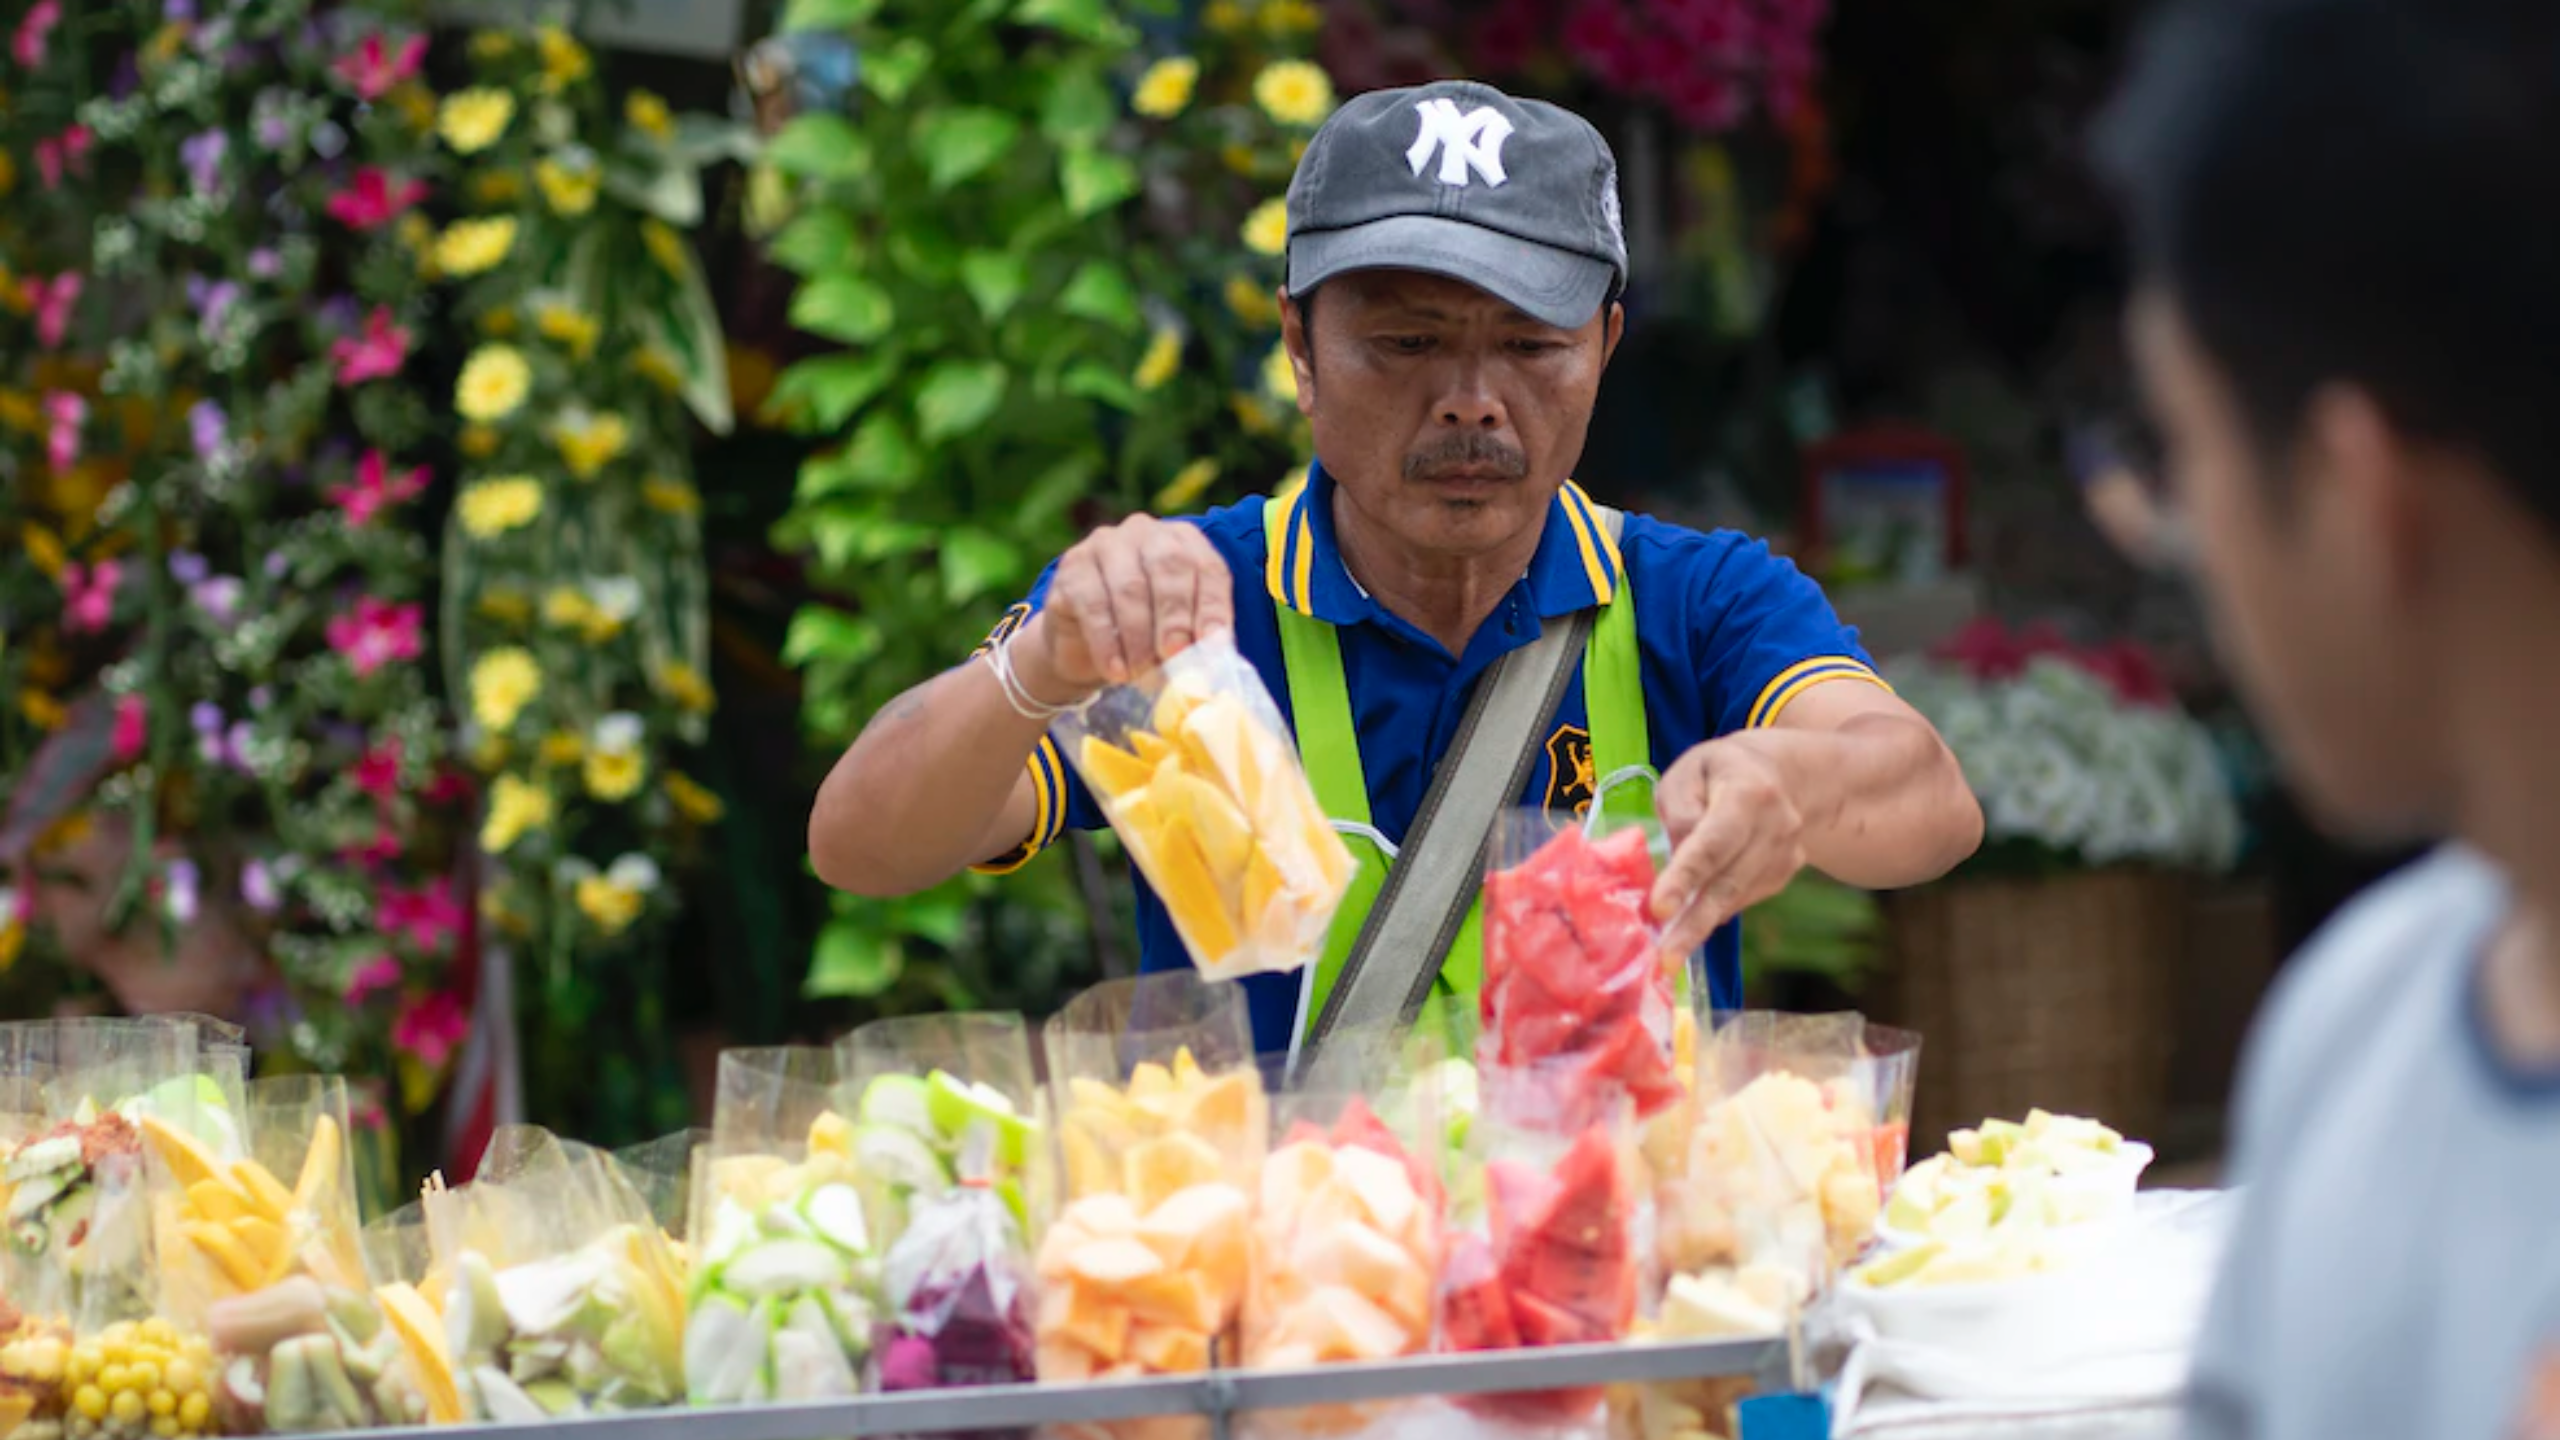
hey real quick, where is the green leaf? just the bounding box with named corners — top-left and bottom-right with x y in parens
top-left (840, 413), bottom-right (924, 489)
top-left (914, 360), bottom-right (1009, 442)
top-left (779, 0), bottom-right (882, 30)
top-left (1019, 453), bottom-right (1099, 531)
top-left (806, 917), bottom-right (904, 999)
top-left (603, 159), bottom-right (704, 227)
top-left (1040, 68), bottom-right (1115, 147)
top-left (885, 223), bottom-right (962, 284)
top-left (894, 893), bottom-right (970, 949)
top-left (914, 107), bottom-right (1022, 191)
top-left (940, 528), bottom-right (1025, 603)
top-left (656, 240), bottom-right (736, 436)
top-left (782, 606), bottom-right (883, 666)
top-left (1062, 361), bottom-right (1140, 411)
top-left (1058, 262), bottom-right (1140, 332)
top-left (767, 114), bottom-right (871, 181)
top-left (790, 275), bottom-right (897, 345)
top-left (1016, 0), bottom-right (1133, 45)
top-left (863, 38), bottom-right (934, 105)
top-left (771, 206), bottom-right (864, 277)
top-left (1059, 146), bottom-right (1141, 217)
top-left (959, 251), bottom-right (1030, 321)
top-left (766, 352), bottom-right (899, 432)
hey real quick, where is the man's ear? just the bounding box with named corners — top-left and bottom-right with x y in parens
top-left (1279, 288), bottom-right (1317, 416)
top-left (2304, 381), bottom-right (2428, 603)
top-left (1602, 300), bottom-right (1625, 368)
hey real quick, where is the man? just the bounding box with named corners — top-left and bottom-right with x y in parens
top-left (2095, 3), bottom-right (2560, 1437)
top-left (811, 81), bottom-right (1980, 1057)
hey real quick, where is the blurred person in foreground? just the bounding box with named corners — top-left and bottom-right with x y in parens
top-left (809, 80), bottom-right (1980, 1058)
top-left (2098, 1), bottom-right (2560, 1436)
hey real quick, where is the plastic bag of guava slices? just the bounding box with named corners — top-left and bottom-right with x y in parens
top-left (1481, 811), bottom-right (1685, 1121)
top-left (836, 1012), bottom-right (1047, 1422)
top-left (422, 1126), bottom-right (688, 1421)
top-left (1428, 1062), bottom-right (1648, 1440)
top-left (1052, 632), bottom-right (1355, 982)
top-left (683, 1047), bottom-right (878, 1407)
top-left (1037, 973), bottom-right (1271, 1440)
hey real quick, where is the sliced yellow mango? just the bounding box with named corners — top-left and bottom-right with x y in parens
top-left (1129, 730), bottom-right (1178, 767)
top-left (1150, 810), bottom-right (1239, 961)
top-left (139, 1115), bottom-right (226, 1191)
top-left (183, 1220), bottom-right (265, 1290)
top-left (1169, 1047), bottom-right (1204, 1089)
top-left (292, 1117), bottom-right (343, 1215)
top-left (1080, 736), bottom-right (1157, 800)
top-left (232, 1159), bottom-right (293, 1224)
top-left (186, 1177), bottom-right (250, 1225)
top-left (233, 1215), bottom-right (289, 1270)
top-left (1123, 1133), bottom-right (1224, 1214)
top-left (378, 1282), bottom-right (465, 1424)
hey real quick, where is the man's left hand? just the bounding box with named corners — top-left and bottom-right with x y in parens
top-left (1649, 733), bottom-right (1813, 963)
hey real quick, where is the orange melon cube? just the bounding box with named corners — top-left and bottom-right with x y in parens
top-left (1137, 1183), bottom-right (1250, 1289)
top-left (1038, 1283), bottom-right (1133, 1363)
top-left (1129, 1324), bottom-right (1212, 1375)
top-left (1066, 1236), bottom-right (1170, 1288)
top-left (1124, 1133), bottom-right (1225, 1214)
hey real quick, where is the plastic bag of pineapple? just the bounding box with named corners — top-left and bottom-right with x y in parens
top-left (683, 1048), bottom-right (877, 1407)
top-left (422, 1126), bottom-right (688, 1422)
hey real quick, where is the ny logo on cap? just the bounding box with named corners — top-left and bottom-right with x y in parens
top-left (1406, 98), bottom-right (1514, 188)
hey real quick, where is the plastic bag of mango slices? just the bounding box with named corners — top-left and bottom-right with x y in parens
top-left (1053, 633), bottom-right (1355, 981)
top-left (1036, 974), bottom-right (1272, 1440)
top-left (685, 1048), bottom-right (878, 1407)
top-left (422, 1126), bottom-right (688, 1422)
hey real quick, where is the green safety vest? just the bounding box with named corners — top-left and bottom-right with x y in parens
top-left (1262, 494), bottom-right (1657, 1044)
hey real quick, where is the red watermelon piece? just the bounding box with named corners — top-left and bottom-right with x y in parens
top-left (1484, 824), bottom-right (1682, 1118)
top-left (1438, 1236), bottom-right (1519, 1352)
top-left (1485, 1159), bottom-right (1557, 1255)
top-left (1509, 1291), bottom-right (1609, 1348)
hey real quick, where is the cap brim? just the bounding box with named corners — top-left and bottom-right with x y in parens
top-left (1287, 215), bottom-right (1616, 331)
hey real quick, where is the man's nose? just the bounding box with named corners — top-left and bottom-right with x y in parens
top-left (1435, 358), bottom-right (1507, 430)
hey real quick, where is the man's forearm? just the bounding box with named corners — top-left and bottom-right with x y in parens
top-left (1756, 711), bottom-right (1982, 887)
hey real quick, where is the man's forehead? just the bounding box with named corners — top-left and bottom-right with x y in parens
top-left (1329, 268), bottom-right (1559, 326)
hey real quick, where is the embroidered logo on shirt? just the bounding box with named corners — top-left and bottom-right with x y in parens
top-left (2512, 1343), bottom-right (2560, 1438)
top-left (974, 601), bottom-right (1033, 657)
top-left (1542, 724), bottom-right (1596, 817)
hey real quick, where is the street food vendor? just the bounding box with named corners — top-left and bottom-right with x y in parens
top-left (811, 81), bottom-right (1982, 1057)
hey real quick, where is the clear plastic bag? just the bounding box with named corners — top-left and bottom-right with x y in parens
top-left (361, 1200), bottom-right (469, 1426)
top-left (423, 1127), bottom-right (688, 1420)
top-left (684, 1048), bottom-right (875, 1407)
top-left (1052, 633), bottom-right (1355, 981)
top-left (8, 1020), bottom-right (197, 1335)
top-left (1481, 811), bottom-right (1683, 1121)
top-left (1036, 974), bottom-right (1271, 1440)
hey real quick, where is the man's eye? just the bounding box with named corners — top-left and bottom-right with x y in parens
top-left (1507, 338), bottom-right (1561, 356)
top-left (1380, 335), bottom-right (1432, 355)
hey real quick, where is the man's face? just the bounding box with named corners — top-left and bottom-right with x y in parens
top-left (1281, 269), bottom-right (1621, 559)
top-left (2128, 288), bottom-right (2447, 838)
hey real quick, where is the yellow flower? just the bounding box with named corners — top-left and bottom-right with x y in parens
top-left (1133, 57), bottom-right (1199, 119)
top-left (458, 476), bottom-right (543, 538)
top-left (479, 306), bottom-right (519, 339)
top-left (641, 476), bottom-right (700, 516)
top-left (582, 712), bottom-right (648, 801)
top-left (479, 774), bottom-right (553, 853)
top-left (434, 216), bottom-right (518, 277)
top-left (1230, 392), bottom-right (1277, 436)
top-left (389, 81), bottom-right (437, 134)
top-left (541, 586), bottom-right (597, 632)
top-left (1132, 327), bottom-right (1182, 392)
top-left (457, 345), bottom-right (533, 423)
top-left (477, 586), bottom-right (532, 625)
top-left (666, 772), bottom-right (724, 825)
top-left (397, 211), bottom-right (435, 257)
top-left (1263, 341), bottom-right (1299, 402)
top-left (1224, 274), bottom-right (1279, 328)
top-left (438, 88), bottom-right (516, 154)
top-left (1242, 198), bottom-right (1289, 256)
top-left (536, 26), bottom-right (591, 92)
top-left (1253, 61), bottom-right (1336, 127)
top-left (1204, 0), bottom-right (1247, 32)
top-left (574, 874), bottom-right (645, 935)
top-left (18, 688), bottom-right (65, 731)
top-left (143, 24), bottom-right (186, 68)
top-left (0, 915), bottom-right (20, 973)
top-left (632, 346), bottom-right (685, 395)
top-left (1261, 0), bottom-right (1322, 34)
top-left (469, 29), bottom-right (515, 60)
top-left (1222, 143), bottom-right (1260, 178)
top-left (551, 410), bottom-right (631, 479)
top-left (1154, 458), bottom-right (1220, 513)
top-left (655, 661), bottom-right (714, 715)
top-left (535, 155), bottom-right (600, 217)
top-left (534, 302), bottom-right (600, 360)
top-left (471, 168), bottom-right (524, 206)
top-left (0, 390), bottom-right (38, 433)
top-left (22, 522), bottom-right (65, 579)
top-left (468, 647), bottom-right (542, 730)
top-left (538, 730), bottom-right (585, 767)
top-left (460, 424), bottom-right (502, 459)
top-left (640, 219), bottom-right (690, 278)
top-left (625, 89), bottom-right (675, 142)
top-left (481, 889), bottom-right (533, 939)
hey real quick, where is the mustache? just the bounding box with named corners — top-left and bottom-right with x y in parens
top-left (1402, 432), bottom-right (1530, 481)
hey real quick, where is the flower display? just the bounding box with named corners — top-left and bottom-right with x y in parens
top-left (456, 344), bottom-right (532, 421)
top-left (1134, 57), bottom-right (1201, 118)
top-left (1241, 197), bottom-right (1289, 256)
top-left (458, 476), bottom-right (543, 537)
top-left (1252, 59), bottom-right (1335, 125)
top-left (437, 87), bottom-right (516, 153)
top-left (433, 216), bottom-right (518, 275)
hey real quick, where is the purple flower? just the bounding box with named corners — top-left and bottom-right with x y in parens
top-left (249, 685), bottom-right (273, 711)
top-left (248, 247), bottom-right (280, 279)
top-left (164, 858), bottom-right (200, 925)
top-left (252, 89), bottom-right (294, 151)
top-left (181, 129), bottom-right (226, 194)
top-left (225, 720), bottom-right (254, 764)
top-left (169, 549), bottom-right (210, 585)
top-left (190, 701), bottom-right (224, 735)
top-left (186, 276), bottom-right (241, 336)
top-left (240, 858), bottom-right (280, 913)
top-left (263, 551), bottom-right (288, 579)
top-left (319, 294), bottom-right (359, 334)
top-left (165, 0), bottom-right (195, 19)
top-left (189, 399), bottom-right (225, 459)
top-left (191, 575), bottom-right (242, 625)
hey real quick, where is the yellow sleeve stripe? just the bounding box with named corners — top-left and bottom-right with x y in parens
top-left (969, 736), bottom-right (1068, 876)
top-left (1558, 481), bottom-right (1621, 605)
top-left (1264, 491), bottom-right (1291, 608)
top-left (1289, 504), bottom-right (1315, 616)
top-left (1748, 657), bottom-right (1893, 730)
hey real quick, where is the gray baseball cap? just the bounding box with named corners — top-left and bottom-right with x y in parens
top-left (1285, 80), bottom-right (1627, 330)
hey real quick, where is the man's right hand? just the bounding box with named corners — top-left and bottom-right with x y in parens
top-left (1022, 513), bottom-right (1236, 695)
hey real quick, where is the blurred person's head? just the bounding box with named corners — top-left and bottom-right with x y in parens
top-left (2098, 0), bottom-right (2560, 843)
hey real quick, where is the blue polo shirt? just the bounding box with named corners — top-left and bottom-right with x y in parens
top-left (973, 465), bottom-right (1885, 1058)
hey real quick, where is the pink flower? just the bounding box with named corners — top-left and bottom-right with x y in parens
top-left (26, 272), bottom-right (80, 350)
top-left (380, 878), bottom-right (465, 955)
top-left (352, 737), bottom-right (404, 800)
top-left (110, 694), bottom-right (147, 763)
top-left (1668, 69), bottom-right (1748, 131)
top-left (341, 828), bottom-right (402, 868)
top-left (329, 449), bottom-right (428, 527)
top-left (325, 167), bottom-right (427, 231)
top-left (42, 389), bottom-right (83, 472)
top-left (12, 1), bottom-right (60, 69)
top-left (424, 767), bottom-right (474, 806)
top-left (59, 557), bottom-right (120, 634)
top-left (33, 125), bottom-right (91, 190)
top-left (332, 32), bottom-right (425, 100)
top-left (325, 595), bottom-right (423, 677)
top-left (344, 953), bottom-right (404, 1004)
top-left (392, 992), bottom-right (469, 1070)
top-left (331, 307), bottom-right (411, 386)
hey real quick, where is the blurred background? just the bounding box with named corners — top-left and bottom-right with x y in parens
top-left (0, 0), bottom-right (2413, 1208)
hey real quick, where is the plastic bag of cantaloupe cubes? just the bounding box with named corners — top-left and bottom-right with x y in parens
top-left (1036, 975), bottom-right (1271, 1440)
top-left (1054, 633), bottom-right (1356, 981)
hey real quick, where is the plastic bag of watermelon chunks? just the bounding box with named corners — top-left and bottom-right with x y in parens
top-left (1037, 973), bottom-right (1271, 1440)
top-left (684, 1047), bottom-right (877, 1407)
top-left (836, 1012), bottom-right (1048, 1434)
top-left (422, 1125), bottom-right (689, 1421)
top-left (1481, 811), bottom-right (1685, 1120)
top-left (1432, 1063), bottom-right (1649, 1440)
top-left (1053, 632), bottom-right (1356, 982)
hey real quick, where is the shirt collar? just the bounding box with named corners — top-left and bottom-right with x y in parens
top-left (1266, 462), bottom-right (1625, 624)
